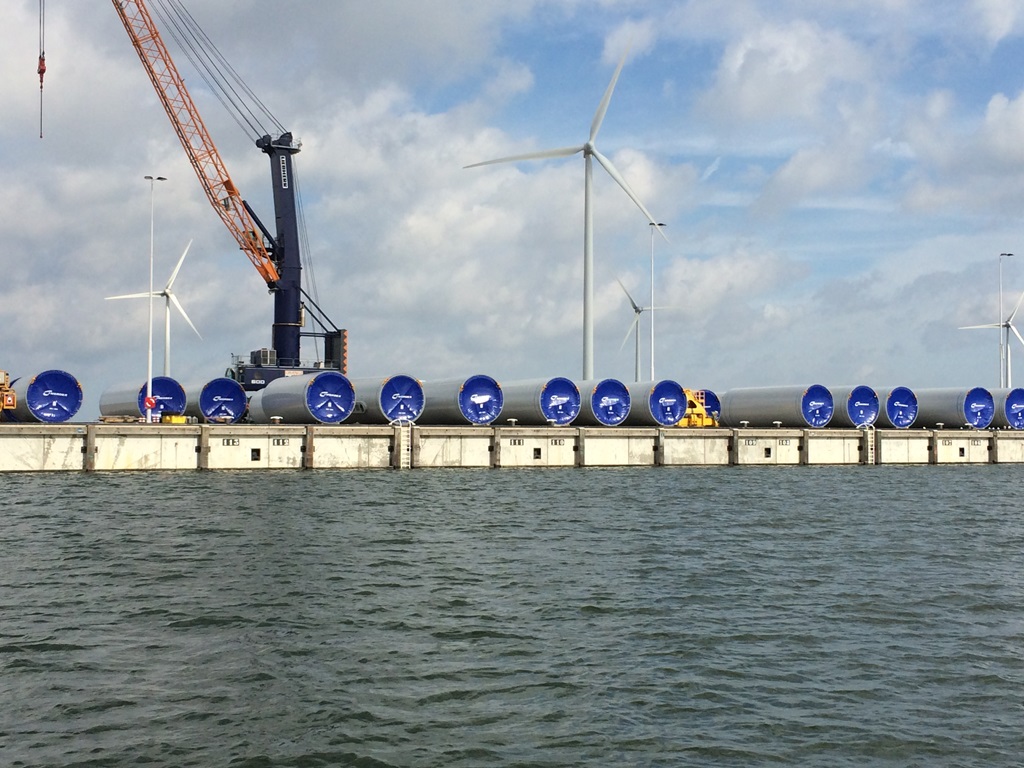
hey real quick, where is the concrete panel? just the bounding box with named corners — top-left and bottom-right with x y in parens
top-left (0, 425), bottom-right (86, 471)
top-left (492, 428), bottom-right (577, 467)
top-left (308, 426), bottom-right (394, 469)
top-left (200, 425), bottom-right (305, 470)
top-left (992, 431), bottom-right (1024, 463)
top-left (90, 425), bottom-right (201, 470)
top-left (413, 427), bottom-right (494, 468)
top-left (931, 431), bottom-right (992, 464)
top-left (803, 430), bottom-right (865, 465)
top-left (730, 430), bottom-right (802, 465)
top-left (875, 430), bottom-right (931, 464)
top-left (577, 428), bottom-right (656, 467)
top-left (661, 429), bottom-right (730, 465)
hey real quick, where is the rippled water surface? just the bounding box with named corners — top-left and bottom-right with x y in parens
top-left (3, 466), bottom-right (1024, 767)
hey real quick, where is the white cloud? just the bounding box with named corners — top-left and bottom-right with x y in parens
top-left (972, 0), bottom-right (1024, 43)
top-left (698, 20), bottom-right (871, 124)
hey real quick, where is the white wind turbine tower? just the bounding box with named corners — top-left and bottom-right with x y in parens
top-left (960, 289), bottom-right (1024, 388)
top-left (465, 47), bottom-right (665, 380)
top-left (106, 240), bottom-right (201, 377)
top-left (617, 279), bottom-right (649, 382)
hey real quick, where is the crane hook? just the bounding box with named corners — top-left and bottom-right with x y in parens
top-left (38, 0), bottom-right (45, 137)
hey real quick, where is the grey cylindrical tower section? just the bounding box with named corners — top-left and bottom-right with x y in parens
top-left (99, 376), bottom-right (187, 420)
top-left (248, 371), bottom-right (355, 424)
top-left (990, 387), bottom-right (1024, 429)
top-left (574, 378), bottom-right (631, 426)
top-left (418, 375), bottom-right (503, 425)
top-left (349, 375), bottom-right (425, 424)
top-left (623, 380), bottom-right (688, 426)
top-left (498, 378), bottom-right (581, 426)
top-left (914, 387), bottom-right (995, 429)
top-left (9, 370), bottom-right (84, 423)
top-left (719, 385), bottom-right (834, 428)
top-left (827, 385), bottom-right (879, 428)
top-left (875, 386), bottom-right (918, 429)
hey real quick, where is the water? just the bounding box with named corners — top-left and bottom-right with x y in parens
top-left (2, 466), bottom-right (1023, 767)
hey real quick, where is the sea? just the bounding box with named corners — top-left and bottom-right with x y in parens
top-left (2, 465), bottom-right (1023, 767)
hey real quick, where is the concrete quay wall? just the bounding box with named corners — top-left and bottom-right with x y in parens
top-left (3, 424), bottom-right (1024, 472)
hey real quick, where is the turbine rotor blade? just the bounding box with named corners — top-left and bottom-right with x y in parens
top-left (1007, 289), bottom-right (1024, 324)
top-left (590, 46), bottom-right (630, 144)
top-left (169, 293), bottom-right (202, 339)
top-left (166, 239), bottom-right (193, 291)
top-left (620, 312), bottom-right (642, 351)
top-left (1011, 323), bottom-right (1024, 350)
top-left (105, 291), bottom-right (155, 301)
top-left (591, 148), bottom-right (665, 234)
top-left (959, 323), bottom-right (1001, 330)
top-left (616, 278), bottom-right (642, 313)
top-left (464, 145), bottom-right (584, 169)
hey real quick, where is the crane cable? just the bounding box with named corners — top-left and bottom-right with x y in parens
top-left (146, 0), bottom-right (323, 335)
top-left (156, 0), bottom-right (325, 330)
top-left (150, 0), bottom-right (284, 141)
top-left (37, 0), bottom-right (45, 138)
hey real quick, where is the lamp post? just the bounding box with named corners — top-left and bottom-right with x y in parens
top-left (144, 174), bottom-right (167, 422)
top-left (1000, 252), bottom-right (1013, 388)
top-left (649, 222), bottom-right (666, 380)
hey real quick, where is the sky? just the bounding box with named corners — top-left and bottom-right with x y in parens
top-left (4, 0), bottom-right (1024, 420)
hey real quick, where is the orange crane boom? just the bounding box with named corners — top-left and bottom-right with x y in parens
top-left (112, 0), bottom-right (280, 287)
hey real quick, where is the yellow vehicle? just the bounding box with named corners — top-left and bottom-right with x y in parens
top-left (0, 370), bottom-right (16, 414)
top-left (677, 388), bottom-right (717, 428)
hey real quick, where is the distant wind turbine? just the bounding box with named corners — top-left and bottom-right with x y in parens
top-left (465, 47), bottom-right (664, 380)
top-left (617, 279), bottom-right (664, 383)
top-left (106, 239), bottom-right (201, 377)
top-left (960, 288), bottom-right (1024, 388)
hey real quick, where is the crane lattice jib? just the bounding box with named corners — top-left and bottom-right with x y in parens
top-left (112, 0), bottom-right (280, 287)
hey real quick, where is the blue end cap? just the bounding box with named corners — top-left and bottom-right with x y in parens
top-left (199, 378), bottom-right (248, 423)
top-left (648, 380), bottom-right (686, 426)
top-left (1003, 388), bottom-right (1024, 429)
top-left (138, 376), bottom-right (187, 415)
top-left (846, 385), bottom-right (879, 427)
top-left (378, 374), bottom-right (424, 423)
top-left (590, 379), bottom-right (630, 426)
top-left (885, 387), bottom-right (918, 429)
top-left (304, 371), bottom-right (356, 423)
top-left (964, 387), bottom-right (995, 428)
top-left (458, 375), bottom-right (503, 425)
top-left (801, 384), bottom-right (834, 428)
top-left (24, 369), bottom-right (84, 423)
top-left (539, 377), bottom-right (581, 425)
top-left (698, 389), bottom-right (721, 420)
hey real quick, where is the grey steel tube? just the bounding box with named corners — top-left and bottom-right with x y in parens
top-left (719, 384), bottom-right (834, 428)
top-left (913, 387), bottom-right (994, 429)
top-left (498, 377), bottom-right (580, 426)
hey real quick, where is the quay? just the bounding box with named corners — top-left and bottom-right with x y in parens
top-left (2, 424), bottom-right (1024, 472)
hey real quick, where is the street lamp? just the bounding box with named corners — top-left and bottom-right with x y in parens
top-left (144, 174), bottom-right (167, 422)
top-left (1000, 252), bottom-right (1013, 388)
top-left (649, 222), bottom-right (666, 380)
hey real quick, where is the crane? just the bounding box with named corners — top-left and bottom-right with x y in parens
top-left (111, 0), bottom-right (346, 385)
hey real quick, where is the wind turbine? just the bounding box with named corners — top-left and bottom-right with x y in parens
top-left (617, 279), bottom-right (665, 383)
top-left (107, 239), bottom-right (201, 377)
top-left (960, 288), bottom-right (1024, 388)
top-left (465, 47), bottom-right (664, 380)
